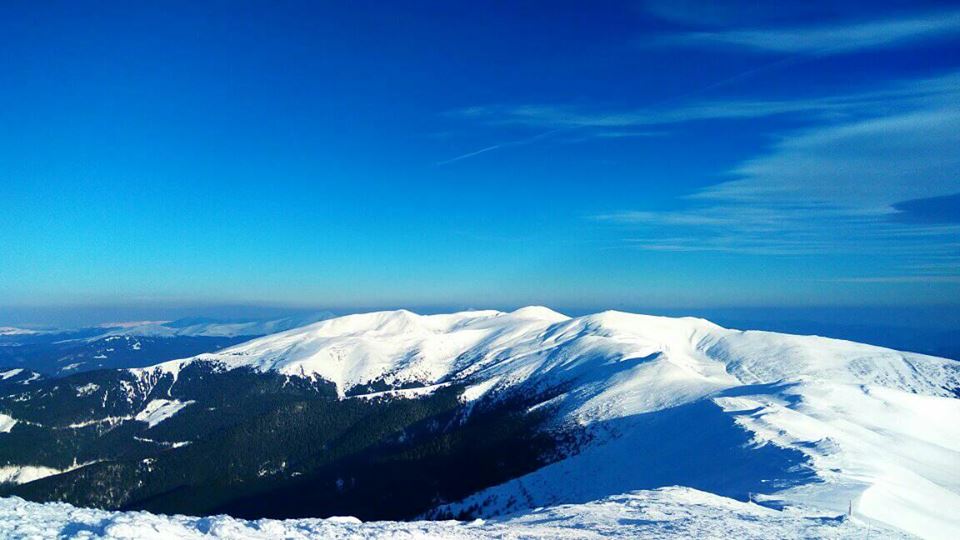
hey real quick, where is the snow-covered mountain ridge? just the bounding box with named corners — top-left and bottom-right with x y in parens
top-left (0, 314), bottom-right (335, 377)
top-left (130, 307), bottom-right (960, 539)
top-left (98, 313), bottom-right (334, 339)
top-left (139, 306), bottom-right (958, 415)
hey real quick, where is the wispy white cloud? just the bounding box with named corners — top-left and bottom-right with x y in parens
top-left (694, 107), bottom-right (960, 209)
top-left (667, 10), bottom-right (960, 54)
top-left (589, 74), bottom-right (960, 274)
top-left (827, 276), bottom-right (960, 284)
top-left (639, 0), bottom-right (823, 27)
top-left (440, 72), bottom-right (960, 168)
top-left (445, 67), bottom-right (960, 279)
top-left (450, 72), bottom-right (960, 132)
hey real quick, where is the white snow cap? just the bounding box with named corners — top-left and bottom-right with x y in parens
top-left (127, 307), bottom-right (960, 539)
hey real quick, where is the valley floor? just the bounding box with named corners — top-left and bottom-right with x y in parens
top-left (0, 486), bottom-right (908, 539)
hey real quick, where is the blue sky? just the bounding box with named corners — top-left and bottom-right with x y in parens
top-left (2, 0), bottom-right (959, 320)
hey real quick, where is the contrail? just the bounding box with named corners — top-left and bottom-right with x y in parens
top-left (436, 54), bottom-right (810, 166)
top-left (435, 143), bottom-right (505, 166)
top-left (435, 128), bottom-right (569, 166)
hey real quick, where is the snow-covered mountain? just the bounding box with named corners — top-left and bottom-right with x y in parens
top-left (135, 307), bottom-right (960, 538)
top-left (0, 313), bottom-right (333, 376)
top-left (0, 327), bottom-right (44, 336)
top-left (2, 307), bottom-right (958, 538)
top-left (98, 312), bottom-right (334, 339)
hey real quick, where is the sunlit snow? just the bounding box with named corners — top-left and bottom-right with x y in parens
top-left (0, 487), bottom-right (907, 539)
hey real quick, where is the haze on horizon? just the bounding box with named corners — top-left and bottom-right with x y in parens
top-left (2, 1), bottom-right (958, 326)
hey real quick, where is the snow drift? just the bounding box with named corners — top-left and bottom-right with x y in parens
top-left (0, 487), bottom-right (907, 539)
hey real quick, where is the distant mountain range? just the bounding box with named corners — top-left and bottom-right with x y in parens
top-left (1, 308), bottom-right (958, 539)
top-left (0, 313), bottom-right (333, 375)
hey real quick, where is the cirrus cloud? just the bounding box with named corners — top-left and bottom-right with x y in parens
top-left (655, 8), bottom-right (960, 55)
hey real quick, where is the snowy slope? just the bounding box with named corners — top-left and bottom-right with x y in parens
top-left (0, 466), bottom-right (62, 486)
top-left (126, 307), bottom-right (959, 539)
top-left (0, 413), bottom-right (16, 433)
top-left (133, 399), bottom-right (195, 428)
top-left (0, 486), bottom-right (908, 540)
top-left (136, 308), bottom-right (564, 396)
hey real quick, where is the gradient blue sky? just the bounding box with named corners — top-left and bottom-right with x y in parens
top-left (2, 0), bottom-right (959, 319)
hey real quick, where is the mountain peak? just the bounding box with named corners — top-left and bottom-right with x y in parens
top-left (508, 306), bottom-right (569, 322)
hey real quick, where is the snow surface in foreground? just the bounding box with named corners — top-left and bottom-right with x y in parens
top-left (0, 487), bottom-right (907, 540)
